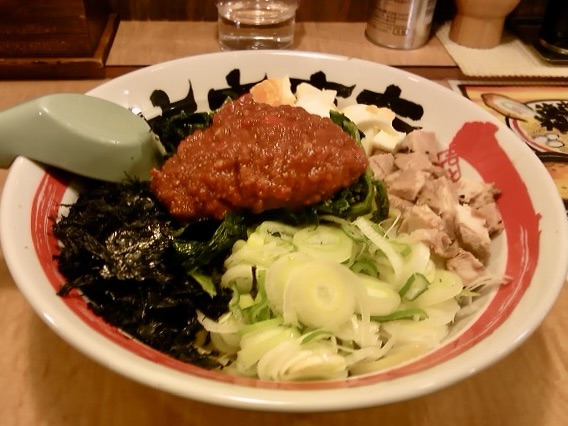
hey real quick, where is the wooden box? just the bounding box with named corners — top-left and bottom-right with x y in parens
top-left (0, 0), bottom-right (118, 78)
top-left (0, 0), bottom-right (113, 57)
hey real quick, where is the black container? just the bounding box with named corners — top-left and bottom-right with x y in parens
top-left (539, 0), bottom-right (568, 55)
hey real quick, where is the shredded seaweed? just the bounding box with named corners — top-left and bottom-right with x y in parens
top-left (53, 179), bottom-right (232, 367)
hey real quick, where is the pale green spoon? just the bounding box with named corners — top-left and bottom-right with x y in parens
top-left (0, 93), bottom-right (163, 182)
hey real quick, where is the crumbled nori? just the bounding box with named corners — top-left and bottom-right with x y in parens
top-left (53, 179), bottom-right (232, 368)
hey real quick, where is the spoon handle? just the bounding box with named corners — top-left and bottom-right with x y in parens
top-left (0, 94), bottom-right (162, 182)
top-left (0, 99), bottom-right (44, 168)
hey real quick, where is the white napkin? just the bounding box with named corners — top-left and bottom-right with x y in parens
top-left (435, 22), bottom-right (568, 78)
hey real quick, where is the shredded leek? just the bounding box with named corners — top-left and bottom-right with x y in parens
top-left (353, 216), bottom-right (405, 284)
top-left (293, 224), bottom-right (353, 263)
top-left (193, 214), bottom-right (471, 380)
top-left (399, 273), bottom-right (429, 301)
top-left (195, 216), bottom-right (470, 380)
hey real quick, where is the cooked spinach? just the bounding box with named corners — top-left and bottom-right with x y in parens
top-left (330, 110), bottom-right (363, 142)
top-left (370, 178), bottom-right (390, 222)
top-left (174, 213), bottom-right (248, 272)
top-left (326, 110), bottom-right (389, 221)
top-left (148, 111), bottom-right (214, 156)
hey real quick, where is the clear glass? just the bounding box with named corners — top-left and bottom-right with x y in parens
top-left (216, 0), bottom-right (300, 50)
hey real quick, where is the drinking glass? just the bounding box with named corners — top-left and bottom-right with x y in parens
top-left (216, 0), bottom-right (300, 50)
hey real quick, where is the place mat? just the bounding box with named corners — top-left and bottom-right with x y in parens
top-left (449, 80), bottom-right (568, 213)
top-left (436, 22), bottom-right (568, 78)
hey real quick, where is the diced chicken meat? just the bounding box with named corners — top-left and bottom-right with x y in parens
top-left (383, 169), bottom-right (429, 202)
top-left (417, 176), bottom-right (459, 216)
top-left (416, 177), bottom-right (459, 240)
top-left (388, 193), bottom-right (415, 212)
top-left (399, 130), bottom-right (439, 163)
top-left (476, 202), bottom-right (504, 236)
top-left (369, 153), bottom-right (395, 180)
top-left (407, 228), bottom-right (458, 259)
top-left (454, 204), bottom-right (491, 263)
top-left (456, 177), bottom-right (501, 209)
top-left (399, 204), bottom-right (445, 234)
top-left (446, 250), bottom-right (487, 284)
top-left (394, 152), bottom-right (435, 172)
top-left (370, 130), bottom-right (503, 284)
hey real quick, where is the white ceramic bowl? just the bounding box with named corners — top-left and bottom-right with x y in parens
top-left (1, 51), bottom-right (567, 412)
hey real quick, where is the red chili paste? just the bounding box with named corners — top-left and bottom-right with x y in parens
top-left (150, 94), bottom-right (368, 221)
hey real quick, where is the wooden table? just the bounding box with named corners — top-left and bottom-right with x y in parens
top-left (1, 22), bottom-right (567, 426)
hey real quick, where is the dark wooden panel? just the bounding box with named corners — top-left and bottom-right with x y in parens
top-left (107, 0), bottom-right (546, 22)
top-left (108, 0), bottom-right (376, 22)
top-left (0, 0), bottom-right (113, 57)
top-left (0, 13), bottom-right (119, 79)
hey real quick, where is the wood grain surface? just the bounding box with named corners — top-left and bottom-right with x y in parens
top-left (105, 21), bottom-right (459, 80)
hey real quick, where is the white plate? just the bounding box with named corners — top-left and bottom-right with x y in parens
top-left (1, 51), bottom-right (567, 412)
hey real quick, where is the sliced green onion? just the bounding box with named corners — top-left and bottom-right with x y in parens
top-left (221, 264), bottom-right (258, 292)
top-left (239, 317), bottom-right (283, 335)
top-left (399, 273), bottom-right (429, 301)
top-left (350, 257), bottom-right (379, 276)
top-left (190, 270), bottom-right (217, 296)
top-left (391, 240), bottom-right (411, 257)
top-left (264, 252), bottom-right (313, 317)
top-left (319, 214), bottom-right (367, 242)
top-left (284, 260), bottom-right (357, 331)
top-left (300, 329), bottom-right (334, 344)
top-left (353, 216), bottom-right (404, 284)
top-left (293, 224), bottom-right (353, 263)
top-left (356, 274), bottom-right (401, 317)
top-left (410, 269), bottom-right (464, 307)
top-left (236, 324), bottom-right (301, 373)
top-left (371, 307), bottom-right (429, 322)
top-left (256, 221), bottom-right (299, 242)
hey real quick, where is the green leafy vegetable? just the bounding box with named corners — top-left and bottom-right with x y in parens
top-left (330, 110), bottom-right (363, 143)
top-left (174, 213), bottom-right (248, 272)
top-left (326, 111), bottom-right (389, 221)
top-left (370, 178), bottom-right (390, 222)
top-left (149, 111), bottom-right (214, 156)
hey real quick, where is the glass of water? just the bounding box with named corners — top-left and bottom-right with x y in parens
top-left (216, 0), bottom-right (300, 50)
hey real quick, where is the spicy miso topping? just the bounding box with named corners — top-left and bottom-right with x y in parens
top-left (150, 94), bottom-right (368, 221)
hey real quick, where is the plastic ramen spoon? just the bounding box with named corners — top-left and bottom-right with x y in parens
top-left (0, 93), bottom-right (163, 182)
